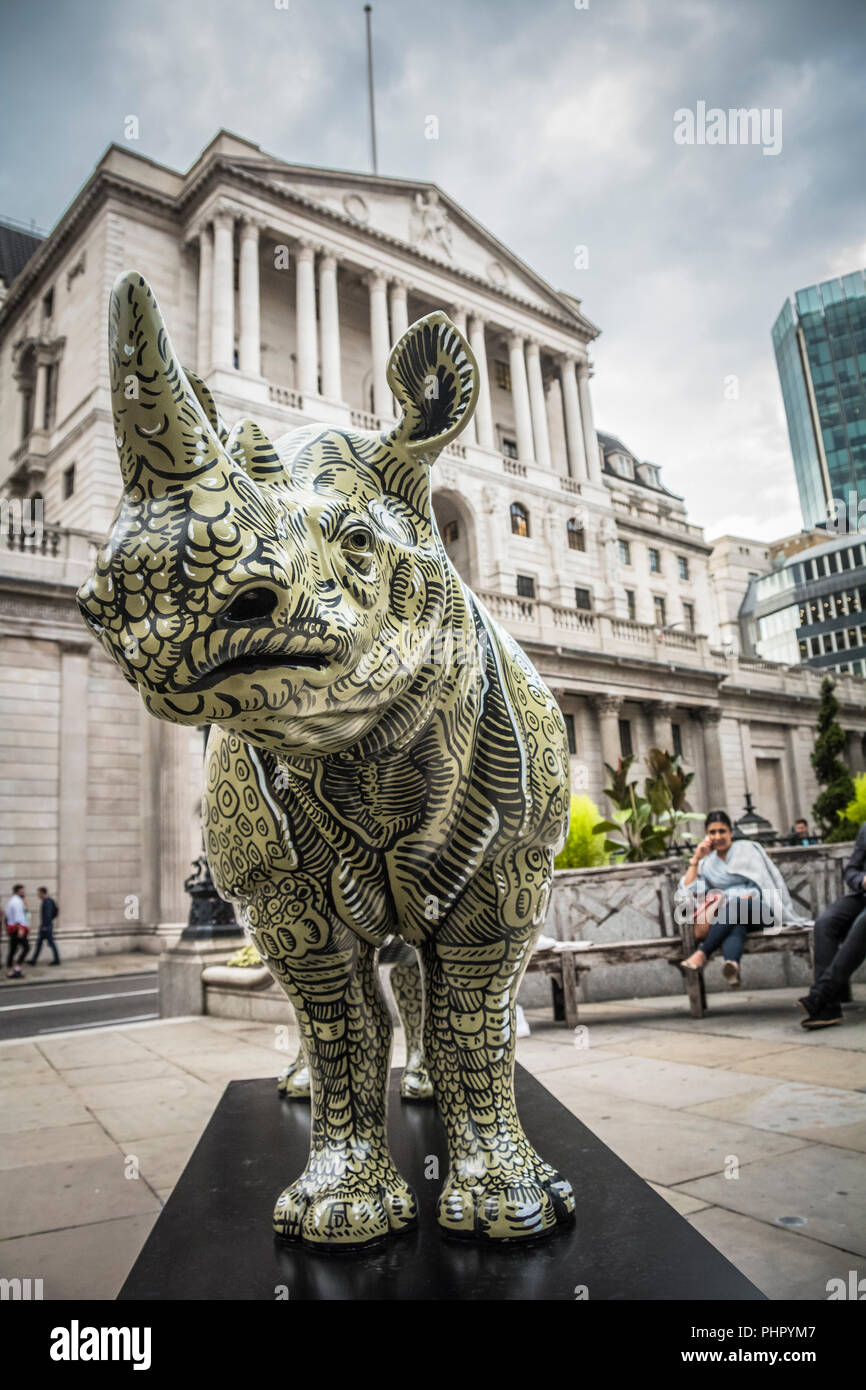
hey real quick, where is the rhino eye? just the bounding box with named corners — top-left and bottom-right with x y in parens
top-left (343, 527), bottom-right (373, 552)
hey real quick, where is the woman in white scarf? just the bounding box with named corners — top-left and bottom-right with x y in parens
top-left (677, 810), bottom-right (808, 987)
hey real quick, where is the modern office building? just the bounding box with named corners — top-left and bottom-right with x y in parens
top-left (2, 131), bottom-right (864, 956)
top-left (772, 268), bottom-right (866, 529)
top-left (740, 532), bottom-right (866, 679)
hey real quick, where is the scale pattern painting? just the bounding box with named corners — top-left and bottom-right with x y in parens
top-left (77, 270), bottom-right (575, 1249)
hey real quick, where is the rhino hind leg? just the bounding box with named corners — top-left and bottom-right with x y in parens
top-left (421, 848), bottom-right (575, 1242)
top-left (277, 1036), bottom-right (311, 1101)
top-left (388, 947), bottom-right (434, 1102)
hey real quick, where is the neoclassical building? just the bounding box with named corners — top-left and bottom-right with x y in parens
top-left (1, 131), bottom-right (864, 956)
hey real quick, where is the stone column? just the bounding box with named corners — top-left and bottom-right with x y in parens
top-left (195, 223), bottom-right (213, 374)
top-left (577, 360), bottom-right (602, 484)
top-left (449, 304), bottom-right (475, 444)
top-left (237, 218), bottom-right (261, 377)
top-left (318, 251), bottom-right (342, 401)
top-left (846, 729), bottom-right (866, 775)
top-left (646, 700), bottom-right (674, 753)
top-left (469, 314), bottom-right (495, 449)
top-left (58, 645), bottom-right (90, 933)
top-left (594, 693), bottom-right (623, 777)
top-left (367, 269), bottom-right (391, 418)
top-left (389, 279), bottom-right (409, 344)
top-left (32, 355), bottom-right (50, 433)
top-left (699, 707), bottom-right (728, 808)
top-left (211, 209), bottom-right (235, 369)
top-left (295, 241), bottom-right (318, 397)
top-left (508, 332), bottom-right (535, 463)
top-left (159, 721), bottom-right (194, 928)
top-left (525, 340), bottom-right (551, 469)
top-left (559, 355), bottom-right (588, 482)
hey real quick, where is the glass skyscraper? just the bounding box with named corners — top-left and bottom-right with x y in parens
top-left (772, 269), bottom-right (866, 529)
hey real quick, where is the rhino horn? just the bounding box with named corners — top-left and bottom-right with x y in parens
top-left (109, 271), bottom-right (233, 496)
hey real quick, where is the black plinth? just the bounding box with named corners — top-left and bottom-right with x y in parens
top-left (119, 1067), bottom-right (764, 1301)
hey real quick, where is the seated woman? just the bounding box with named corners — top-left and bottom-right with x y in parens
top-left (677, 810), bottom-right (808, 987)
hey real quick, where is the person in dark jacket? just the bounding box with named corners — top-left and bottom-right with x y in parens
top-left (28, 887), bottom-right (60, 966)
top-left (800, 824), bottom-right (866, 1029)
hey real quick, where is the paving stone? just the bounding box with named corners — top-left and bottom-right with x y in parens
top-left (60, 1058), bottom-right (188, 1088)
top-left (600, 1029), bottom-right (793, 1070)
top-left (0, 1212), bottom-right (158, 1299)
top-left (548, 1053), bottom-right (784, 1109)
top-left (69, 1074), bottom-right (216, 1110)
top-left (647, 1182), bottom-right (713, 1216)
top-left (514, 1039), bottom-right (624, 1074)
top-left (791, 1119), bottom-right (866, 1154)
top-left (0, 1122), bottom-right (121, 1171)
top-left (686, 1080), bottom-right (866, 1138)
top-left (733, 1045), bottom-right (866, 1090)
top-left (686, 1206), bottom-right (860, 1301)
top-left (37, 1033), bottom-right (155, 1069)
top-left (540, 1075), bottom-right (809, 1186)
top-left (677, 1144), bottom-right (866, 1256)
top-left (0, 1084), bottom-right (92, 1134)
top-left (123, 1131), bottom-right (202, 1190)
top-left (0, 1153), bottom-right (160, 1240)
top-left (88, 1094), bottom-right (220, 1145)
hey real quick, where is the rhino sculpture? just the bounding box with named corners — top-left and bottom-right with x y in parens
top-left (77, 271), bottom-right (574, 1249)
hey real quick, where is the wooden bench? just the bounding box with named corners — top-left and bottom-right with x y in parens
top-left (526, 922), bottom-right (816, 1025)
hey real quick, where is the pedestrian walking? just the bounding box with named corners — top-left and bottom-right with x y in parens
top-left (5, 884), bottom-right (30, 978)
top-left (29, 887), bottom-right (61, 966)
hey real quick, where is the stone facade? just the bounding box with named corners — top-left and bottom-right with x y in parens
top-left (1, 130), bottom-right (864, 956)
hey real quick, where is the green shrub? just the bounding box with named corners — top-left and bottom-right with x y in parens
top-left (555, 795), bottom-right (611, 869)
top-left (841, 773), bottom-right (866, 828)
top-left (225, 943), bottom-right (262, 968)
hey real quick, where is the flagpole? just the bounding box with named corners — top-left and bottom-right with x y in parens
top-left (364, 5), bottom-right (378, 174)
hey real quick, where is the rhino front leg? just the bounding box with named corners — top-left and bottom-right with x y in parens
top-left (389, 948), bottom-right (434, 1101)
top-left (248, 897), bottom-right (417, 1250)
top-left (421, 848), bottom-right (575, 1241)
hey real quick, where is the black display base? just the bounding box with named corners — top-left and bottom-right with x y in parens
top-left (119, 1067), bottom-right (764, 1301)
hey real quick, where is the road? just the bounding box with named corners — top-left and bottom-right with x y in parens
top-left (0, 971), bottom-right (159, 1041)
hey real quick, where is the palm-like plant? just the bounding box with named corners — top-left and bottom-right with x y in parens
top-left (593, 749), bottom-right (700, 862)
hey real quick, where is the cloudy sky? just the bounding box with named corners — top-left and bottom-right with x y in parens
top-left (2, 0), bottom-right (865, 540)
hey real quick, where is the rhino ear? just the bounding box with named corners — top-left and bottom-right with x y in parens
top-left (185, 368), bottom-right (230, 444)
top-left (386, 312), bottom-right (478, 458)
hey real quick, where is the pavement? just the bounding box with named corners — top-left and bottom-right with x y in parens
top-left (0, 954), bottom-right (863, 1301)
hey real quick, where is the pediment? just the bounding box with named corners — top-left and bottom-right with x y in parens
top-left (234, 163), bottom-right (593, 330)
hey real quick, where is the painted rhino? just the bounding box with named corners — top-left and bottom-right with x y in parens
top-left (77, 271), bottom-right (574, 1249)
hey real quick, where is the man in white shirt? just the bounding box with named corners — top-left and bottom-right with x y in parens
top-left (5, 884), bottom-right (29, 978)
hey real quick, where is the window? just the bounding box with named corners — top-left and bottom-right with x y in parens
top-left (574, 587), bottom-right (592, 611)
top-left (62, 462), bottom-right (75, 499)
top-left (567, 517), bottom-right (585, 551)
top-left (43, 362), bottom-right (58, 430)
top-left (516, 574), bottom-right (535, 599)
top-left (494, 359), bottom-right (511, 391)
top-left (441, 519), bottom-right (459, 544)
top-left (42, 288), bottom-right (54, 318)
top-left (682, 601), bottom-right (695, 632)
top-left (618, 539), bottom-right (631, 565)
top-left (618, 719), bottom-right (633, 758)
top-left (648, 548), bottom-right (661, 574)
top-left (563, 713), bottom-right (576, 756)
top-left (625, 589), bottom-right (636, 620)
top-left (654, 596), bottom-right (667, 626)
top-left (677, 555), bottom-right (689, 580)
top-left (671, 722), bottom-right (683, 758)
top-left (510, 502), bottom-right (529, 537)
top-left (501, 436), bottom-right (518, 459)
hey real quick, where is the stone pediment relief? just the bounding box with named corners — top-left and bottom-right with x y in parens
top-left (255, 170), bottom-right (584, 321)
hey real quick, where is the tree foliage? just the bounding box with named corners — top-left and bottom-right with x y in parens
top-left (593, 749), bottom-right (701, 862)
top-left (811, 677), bottom-right (857, 841)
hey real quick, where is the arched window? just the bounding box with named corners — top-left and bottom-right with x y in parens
top-left (567, 517), bottom-right (585, 551)
top-left (510, 502), bottom-right (529, 538)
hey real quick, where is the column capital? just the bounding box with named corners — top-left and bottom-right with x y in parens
top-left (693, 705), bottom-right (723, 726)
top-left (390, 276), bottom-right (410, 295)
top-left (577, 357), bottom-right (594, 379)
top-left (558, 351), bottom-right (578, 370)
top-left (524, 336), bottom-right (542, 354)
top-left (592, 693), bottom-right (623, 716)
top-left (642, 698), bottom-right (675, 716)
top-left (212, 207), bottom-right (235, 233)
top-left (364, 267), bottom-right (388, 291)
top-left (508, 329), bottom-right (525, 351)
top-left (318, 249), bottom-right (339, 271)
top-left (183, 220), bottom-right (209, 248)
top-left (469, 311), bottom-right (487, 330)
top-left (295, 239), bottom-right (317, 262)
top-left (238, 213), bottom-right (265, 237)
